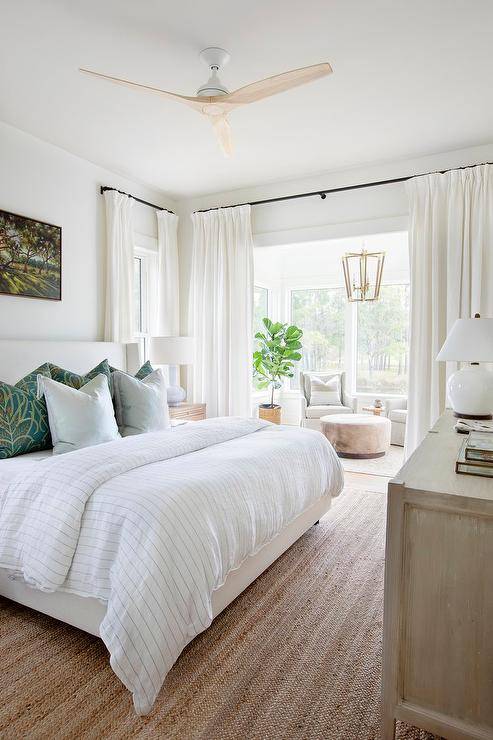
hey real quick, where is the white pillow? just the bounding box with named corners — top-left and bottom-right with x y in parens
top-left (112, 368), bottom-right (170, 436)
top-left (309, 375), bottom-right (342, 406)
top-left (37, 374), bottom-right (120, 455)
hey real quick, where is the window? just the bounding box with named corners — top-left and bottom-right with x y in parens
top-left (133, 252), bottom-right (151, 337)
top-left (133, 256), bottom-right (144, 334)
top-left (290, 288), bottom-right (346, 388)
top-left (254, 231), bottom-right (410, 398)
top-left (356, 284), bottom-right (409, 394)
top-left (253, 285), bottom-right (269, 339)
top-left (252, 285), bottom-right (269, 390)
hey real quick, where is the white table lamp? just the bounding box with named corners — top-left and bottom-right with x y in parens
top-left (149, 336), bottom-right (195, 406)
top-left (436, 314), bottom-right (493, 419)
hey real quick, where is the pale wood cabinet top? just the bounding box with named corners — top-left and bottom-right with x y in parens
top-left (394, 410), bottom-right (493, 502)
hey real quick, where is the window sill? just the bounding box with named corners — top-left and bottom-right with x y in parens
top-left (355, 392), bottom-right (407, 399)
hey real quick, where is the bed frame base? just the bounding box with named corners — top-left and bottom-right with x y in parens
top-left (0, 495), bottom-right (332, 637)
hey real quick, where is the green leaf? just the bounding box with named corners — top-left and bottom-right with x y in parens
top-left (285, 325), bottom-right (302, 338)
top-left (256, 380), bottom-right (270, 389)
top-left (262, 317), bottom-right (273, 332)
top-left (285, 340), bottom-right (302, 350)
top-left (270, 322), bottom-right (284, 336)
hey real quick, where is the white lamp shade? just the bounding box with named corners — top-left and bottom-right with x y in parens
top-left (436, 318), bottom-right (493, 362)
top-left (149, 336), bottom-right (195, 365)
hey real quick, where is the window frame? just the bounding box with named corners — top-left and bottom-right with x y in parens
top-left (133, 250), bottom-right (151, 338)
top-left (253, 284), bottom-right (269, 331)
top-left (252, 283), bottom-right (271, 395)
top-left (133, 236), bottom-right (158, 358)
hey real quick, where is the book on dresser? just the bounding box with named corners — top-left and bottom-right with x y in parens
top-left (168, 402), bottom-right (206, 421)
top-left (456, 438), bottom-right (493, 477)
top-left (382, 410), bottom-right (493, 740)
top-left (465, 431), bottom-right (493, 461)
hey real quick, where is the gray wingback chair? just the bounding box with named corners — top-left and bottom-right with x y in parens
top-left (300, 371), bottom-right (357, 431)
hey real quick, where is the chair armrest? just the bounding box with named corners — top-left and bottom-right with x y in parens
top-left (300, 395), bottom-right (307, 418)
top-left (384, 398), bottom-right (407, 416)
top-left (342, 392), bottom-right (358, 413)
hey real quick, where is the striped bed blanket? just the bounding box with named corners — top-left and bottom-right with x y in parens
top-left (0, 417), bottom-right (343, 714)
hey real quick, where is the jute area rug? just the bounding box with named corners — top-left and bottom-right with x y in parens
top-left (0, 489), bottom-right (438, 740)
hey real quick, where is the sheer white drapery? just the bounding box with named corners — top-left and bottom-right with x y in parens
top-left (406, 165), bottom-right (493, 456)
top-left (190, 205), bottom-right (254, 417)
top-left (103, 190), bottom-right (135, 342)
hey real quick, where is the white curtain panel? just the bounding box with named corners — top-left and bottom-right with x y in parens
top-left (190, 205), bottom-right (254, 417)
top-left (405, 164), bottom-right (493, 456)
top-left (155, 210), bottom-right (180, 336)
top-left (103, 190), bottom-right (135, 342)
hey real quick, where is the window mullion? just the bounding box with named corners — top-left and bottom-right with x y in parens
top-left (345, 301), bottom-right (357, 396)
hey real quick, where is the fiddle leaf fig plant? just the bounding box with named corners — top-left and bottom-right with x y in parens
top-left (253, 318), bottom-right (303, 407)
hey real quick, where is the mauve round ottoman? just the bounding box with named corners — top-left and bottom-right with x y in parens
top-left (321, 413), bottom-right (391, 458)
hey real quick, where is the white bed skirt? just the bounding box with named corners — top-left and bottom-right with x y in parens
top-left (0, 494), bottom-right (332, 637)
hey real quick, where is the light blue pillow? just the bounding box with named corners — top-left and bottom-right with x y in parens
top-left (112, 368), bottom-right (170, 436)
top-left (37, 373), bottom-right (120, 455)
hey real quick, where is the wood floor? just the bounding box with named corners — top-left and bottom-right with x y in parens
top-left (344, 469), bottom-right (390, 494)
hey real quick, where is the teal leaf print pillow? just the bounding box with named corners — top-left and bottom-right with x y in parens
top-left (49, 359), bottom-right (112, 390)
top-left (109, 361), bottom-right (154, 380)
top-left (0, 364), bottom-right (52, 459)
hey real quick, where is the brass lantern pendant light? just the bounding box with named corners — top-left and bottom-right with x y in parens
top-left (342, 249), bottom-right (385, 302)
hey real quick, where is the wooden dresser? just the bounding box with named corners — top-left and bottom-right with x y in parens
top-left (168, 402), bottom-right (206, 422)
top-left (382, 411), bottom-right (493, 740)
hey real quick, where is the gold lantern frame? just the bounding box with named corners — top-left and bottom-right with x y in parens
top-left (342, 249), bottom-right (385, 302)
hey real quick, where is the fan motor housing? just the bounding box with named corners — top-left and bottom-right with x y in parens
top-left (197, 47), bottom-right (230, 97)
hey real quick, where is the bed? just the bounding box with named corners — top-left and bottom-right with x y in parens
top-left (0, 340), bottom-right (344, 714)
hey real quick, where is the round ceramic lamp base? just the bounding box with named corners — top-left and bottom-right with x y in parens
top-left (447, 365), bottom-right (493, 420)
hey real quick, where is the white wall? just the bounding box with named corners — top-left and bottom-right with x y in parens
top-left (0, 122), bottom-right (175, 341)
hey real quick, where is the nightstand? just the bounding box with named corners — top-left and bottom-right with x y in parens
top-left (168, 402), bottom-right (206, 422)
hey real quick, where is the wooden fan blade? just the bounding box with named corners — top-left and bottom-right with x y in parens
top-left (79, 68), bottom-right (206, 112)
top-left (209, 115), bottom-right (233, 157)
top-left (220, 62), bottom-right (332, 108)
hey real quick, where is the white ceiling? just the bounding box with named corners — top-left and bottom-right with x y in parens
top-left (1, 0), bottom-right (492, 199)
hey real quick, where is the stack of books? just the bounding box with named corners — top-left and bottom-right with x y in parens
top-left (456, 432), bottom-right (493, 478)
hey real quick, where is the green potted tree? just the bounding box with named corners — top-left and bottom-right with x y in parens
top-left (253, 318), bottom-right (303, 424)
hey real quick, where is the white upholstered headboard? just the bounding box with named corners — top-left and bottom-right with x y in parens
top-left (0, 340), bottom-right (141, 385)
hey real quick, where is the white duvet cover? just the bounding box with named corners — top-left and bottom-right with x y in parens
top-left (0, 417), bottom-right (343, 714)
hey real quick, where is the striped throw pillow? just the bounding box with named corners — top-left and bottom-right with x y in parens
top-left (309, 375), bottom-right (342, 406)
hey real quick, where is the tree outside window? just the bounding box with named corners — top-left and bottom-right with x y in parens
top-left (290, 288), bottom-right (345, 388)
top-left (356, 284), bottom-right (409, 394)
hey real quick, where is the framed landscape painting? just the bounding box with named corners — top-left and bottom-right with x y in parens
top-left (0, 209), bottom-right (61, 300)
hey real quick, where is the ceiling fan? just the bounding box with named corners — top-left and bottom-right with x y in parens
top-left (80, 48), bottom-right (332, 156)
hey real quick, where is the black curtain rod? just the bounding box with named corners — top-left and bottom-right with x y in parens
top-left (100, 186), bottom-right (175, 215)
top-left (194, 161), bottom-right (493, 214)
